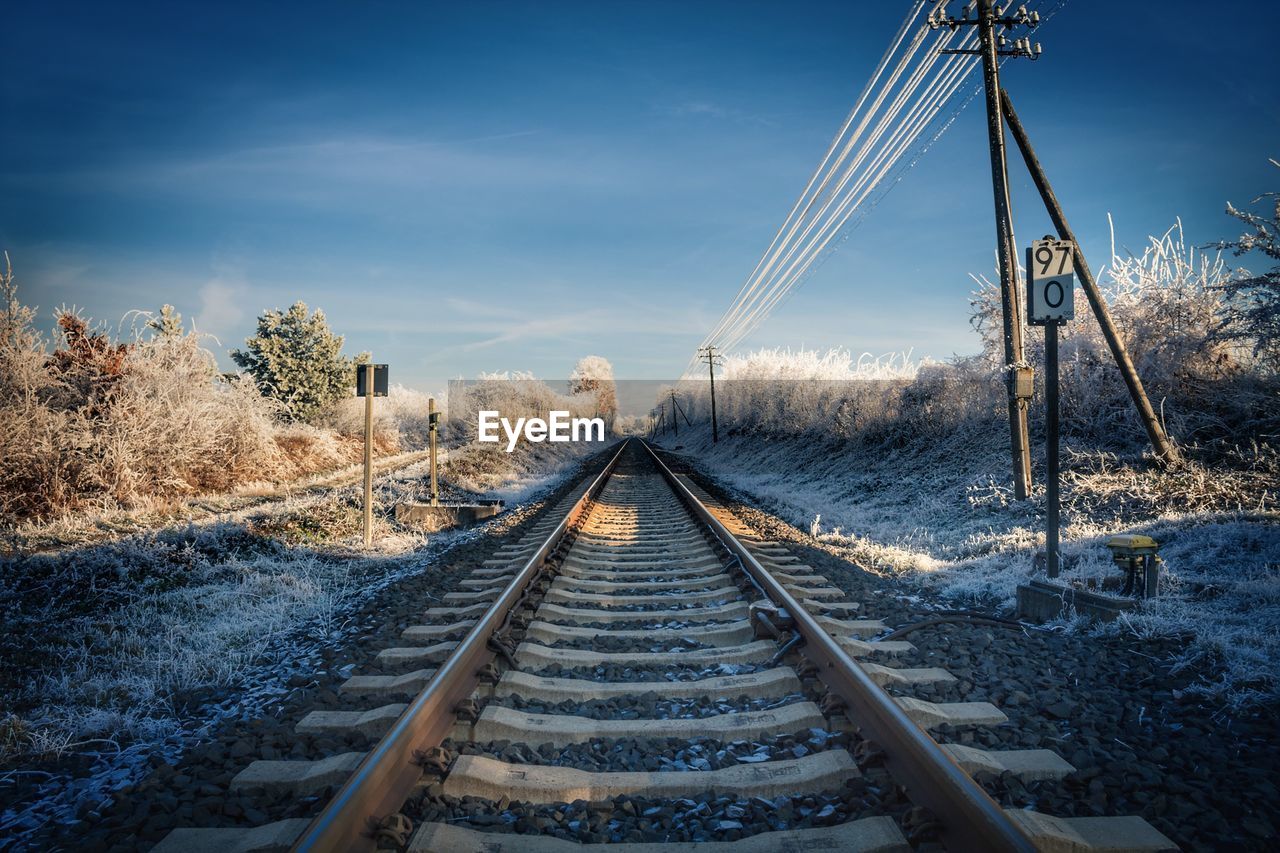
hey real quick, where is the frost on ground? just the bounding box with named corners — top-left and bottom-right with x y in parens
top-left (0, 434), bottom-right (599, 842)
top-left (658, 219), bottom-right (1279, 708)
top-left (661, 427), bottom-right (1278, 708)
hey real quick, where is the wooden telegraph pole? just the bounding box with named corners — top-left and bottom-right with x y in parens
top-left (934, 0), bottom-right (1042, 500)
top-left (698, 346), bottom-right (723, 443)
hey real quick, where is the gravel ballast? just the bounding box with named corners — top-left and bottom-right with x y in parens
top-left (660, 446), bottom-right (1280, 851)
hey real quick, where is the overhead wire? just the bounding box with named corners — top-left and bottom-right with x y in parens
top-left (716, 31), bottom-right (983, 352)
top-left (686, 0), bottom-right (1049, 376)
top-left (696, 0), bottom-right (929, 359)
top-left (716, 31), bottom-right (977, 350)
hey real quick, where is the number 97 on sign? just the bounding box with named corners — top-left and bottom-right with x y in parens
top-left (1026, 237), bottom-right (1075, 325)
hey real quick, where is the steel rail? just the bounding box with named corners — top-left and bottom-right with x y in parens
top-left (291, 440), bottom-right (629, 853)
top-left (640, 440), bottom-right (1037, 853)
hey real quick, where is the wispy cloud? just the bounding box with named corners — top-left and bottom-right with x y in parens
top-left (3, 132), bottom-right (643, 207)
top-left (659, 100), bottom-right (774, 126)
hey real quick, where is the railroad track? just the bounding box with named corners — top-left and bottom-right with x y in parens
top-left (155, 439), bottom-right (1174, 852)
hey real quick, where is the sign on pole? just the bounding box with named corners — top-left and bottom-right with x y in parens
top-left (358, 364), bottom-right (388, 547)
top-left (356, 364), bottom-right (389, 397)
top-left (1026, 237), bottom-right (1075, 325)
top-left (1027, 236), bottom-right (1073, 579)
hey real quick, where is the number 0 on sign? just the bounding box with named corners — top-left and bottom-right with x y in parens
top-left (1026, 238), bottom-right (1076, 325)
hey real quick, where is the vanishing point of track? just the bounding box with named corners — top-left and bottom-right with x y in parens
top-left (155, 439), bottom-right (1172, 853)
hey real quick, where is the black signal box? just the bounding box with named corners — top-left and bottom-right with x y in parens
top-left (356, 364), bottom-right (389, 397)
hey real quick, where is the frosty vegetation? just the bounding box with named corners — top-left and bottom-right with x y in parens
top-left (0, 269), bottom-right (424, 524)
top-left (569, 354), bottom-right (619, 433)
top-left (660, 216), bottom-right (1279, 708)
top-left (0, 262), bottom-right (609, 838)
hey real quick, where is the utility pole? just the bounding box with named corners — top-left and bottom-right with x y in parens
top-left (670, 389), bottom-right (678, 438)
top-left (933, 0), bottom-right (1041, 500)
top-left (698, 345), bottom-right (724, 443)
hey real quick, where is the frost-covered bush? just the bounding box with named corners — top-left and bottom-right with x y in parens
top-left (0, 270), bottom-right (399, 521)
top-left (447, 372), bottom-right (595, 443)
top-left (675, 219), bottom-right (1277, 457)
top-left (438, 372), bottom-right (602, 494)
top-left (0, 296), bottom-right (291, 519)
top-left (1007, 219), bottom-right (1276, 450)
top-left (569, 355), bottom-right (618, 431)
top-left (316, 383), bottom-right (435, 450)
top-left (669, 346), bottom-right (999, 450)
top-left (1212, 159), bottom-right (1280, 371)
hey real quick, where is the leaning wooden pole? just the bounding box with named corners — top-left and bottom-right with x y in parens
top-left (999, 87), bottom-right (1180, 464)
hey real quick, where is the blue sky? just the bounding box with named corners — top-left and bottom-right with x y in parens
top-left (3, 0), bottom-right (1277, 389)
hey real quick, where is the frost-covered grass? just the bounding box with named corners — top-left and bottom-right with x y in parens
top-left (664, 428), bottom-right (1278, 708)
top-left (4, 447), bottom-right (435, 556)
top-left (2, 524), bottom-right (359, 747)
top-left (0, 433), bottom-right (604, 845)
top-left (0, 432), bottom-right (598, 762)
top-left (0, 501), bottom-right (419, 764)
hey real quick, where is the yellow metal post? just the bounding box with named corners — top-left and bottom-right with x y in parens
top-left (429, 397), bottom-right (439, 506)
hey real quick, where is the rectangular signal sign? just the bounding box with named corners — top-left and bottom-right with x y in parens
top-left (1027, 237), bottom-right (1076, 325)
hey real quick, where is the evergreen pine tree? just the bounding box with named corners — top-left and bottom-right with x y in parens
top-left (231, 302), bottom-right (364, 421)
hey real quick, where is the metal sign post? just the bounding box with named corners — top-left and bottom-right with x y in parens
top-left (357, 364), bottom-right (389, 548)
top-left (428, 397), bottom-right (440, 506)
top-left (1027, 238), bottom-right (1075, 578)
top-left (1044, 318), bottom-right (1062, 578)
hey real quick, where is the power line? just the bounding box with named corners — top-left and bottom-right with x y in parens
top-left (686, 0), bottom-right (1052, 376)
top-left (715, 32), bottom-right (984, 355)
top-left (714, 27), bottom-right (979, 354)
